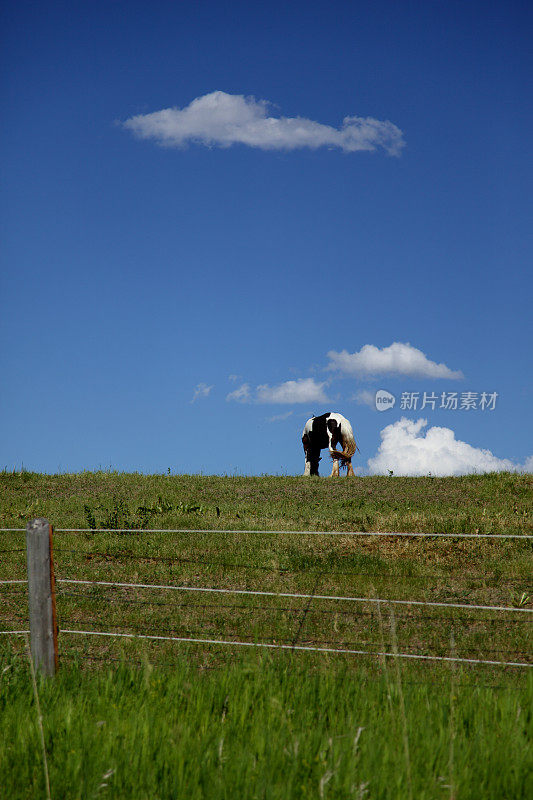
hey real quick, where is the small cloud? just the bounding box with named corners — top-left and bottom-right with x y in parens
top-left (191, 383), bottom-right (213, 403)
top-left (228, 374), bottom-right (241, 382)
top-left (256, 378), bottom-right (330, 404)
top-left (226, 377), bottom-right (330, 405)
top-left (368, 417), bottom-right (531, 476)
top-left (123, 91), bottom-right (405, 156)
top-left (267, 411), bottom-right (294, 423)
top-left (226, 383), bottom-right (251, 403)
top-left (327, 342), bottom-right (463, 380)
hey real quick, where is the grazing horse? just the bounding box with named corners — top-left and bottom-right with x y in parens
top-left (302, 412), bottom-right (358, 477)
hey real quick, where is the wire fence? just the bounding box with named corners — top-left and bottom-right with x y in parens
top-left (57, 629), bottom-right (530, 669)
top-left (50, 612), bottom-right (529, 659)
top-left (1, 525), bottom-right (531, 672)
top-left (53, 577), bottom-right (533, 614)
top-left (5, 575), bottom-right (531, 615)
top-left (2, 526), bottom-right (533, 539)
top-left (0, 578), bottom-right (533, 619)
top-left (3, 578), bottom-right (531, 613)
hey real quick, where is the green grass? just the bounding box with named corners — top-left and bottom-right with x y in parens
top-left (1, 648), bottom-right (532, 800)
top-left (0, 471), bottom-right (532, 798)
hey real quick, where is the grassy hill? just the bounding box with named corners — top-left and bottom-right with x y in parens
top-left (1, 471), bottom-right (531, 798)
top-left (1, 469), bottom-right (532, 534)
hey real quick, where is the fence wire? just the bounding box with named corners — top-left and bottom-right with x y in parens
top-left (53, 578), bottom-right (533, 614)
top-left (58, 628), bottom-right (533, 669)
top-left (2, 527), bottom-right (531, 539)
top-left (57, 528), bottom-right (533, 539)
top-left (0, 579), bottom-right (28, 585)
top-left (53, 614), bottom-right (530, 659)
top-left (54, 589), bottom-right (531, 623)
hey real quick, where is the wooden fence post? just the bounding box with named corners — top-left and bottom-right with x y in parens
top-left (26, 518), bottom-right (58, 676)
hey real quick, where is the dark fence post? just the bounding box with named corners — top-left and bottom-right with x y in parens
top-left (26, 518), bottom-right (58, 676)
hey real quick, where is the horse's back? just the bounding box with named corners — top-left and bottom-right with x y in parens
top-left (328, 412), bottom-right (354, 439)
top-left (302, 411), bottom-right (354, 450)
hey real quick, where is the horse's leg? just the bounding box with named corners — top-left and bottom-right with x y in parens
top-left (303, 435), bottom-right (321, 476)
top-left (327, 422), bottom-right (340, 477)
top-left (302, 434), bottom-right (311, 476)
top-left (346, 460), bottom-right (354, 477)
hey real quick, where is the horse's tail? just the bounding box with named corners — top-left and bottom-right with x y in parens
top-left (329, 432), bottom-right (359, 464)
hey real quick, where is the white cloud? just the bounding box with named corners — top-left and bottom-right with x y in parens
top-left (267, 411), bottom-right (294, 423)
top-left (226, 383), bottom-right (251, 403)
top-left (256, 378), bottom-right (330, 404)
top-left (123, 91), bottom-right (405, 155)
top-left (226, 378), bottom-right (329, 404)
top-left (191, 383), bottom-right (213, 403)
top-left (327, 342), bottom-right (463, 380)
top-left (368, 418), bottom-right (531, 476)
top-left (522, 455), bottom-right (533, 473)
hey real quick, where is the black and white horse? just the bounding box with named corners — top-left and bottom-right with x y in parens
top-left (302, 412), bottom-right (358, 477)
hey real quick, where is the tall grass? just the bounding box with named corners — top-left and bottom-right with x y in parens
top-left (1, 647), bottom-right (531, 800)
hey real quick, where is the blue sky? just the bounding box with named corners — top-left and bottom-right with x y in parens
top-left (1, 0), bottom-right (532, 475)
